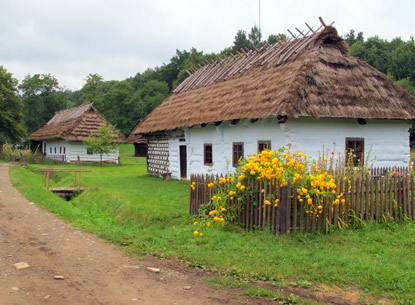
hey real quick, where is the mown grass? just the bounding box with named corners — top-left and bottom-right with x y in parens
top-left (8, 146), bottom-right (415, 304)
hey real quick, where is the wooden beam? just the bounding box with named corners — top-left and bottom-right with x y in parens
top-left (319, 16), bottom-right (326, 28)
top-left (287, 29), bottom-right (297, 39)
top-left (305, 22), bottom-right (314, 33)
top-left (295, 28), bottom-right (305, 36)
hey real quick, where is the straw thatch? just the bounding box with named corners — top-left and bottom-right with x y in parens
top-left (132, 26), bottom-right (415, 135)
top-left (125, 133), bottom-right (147, 144)
top-left (30, 104), bottom-right (125, 142)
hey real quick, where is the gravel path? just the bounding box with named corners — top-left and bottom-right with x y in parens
top-left (0, 164), bottom-right (270, 305)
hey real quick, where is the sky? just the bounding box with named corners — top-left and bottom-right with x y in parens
top-left (1, 0), bottom-right (414, 90)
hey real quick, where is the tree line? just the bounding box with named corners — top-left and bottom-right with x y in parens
top-left (1, 26), bottom-right (415, 146)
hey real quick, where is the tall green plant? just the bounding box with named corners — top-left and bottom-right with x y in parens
top-left (84, 123), bottom-right (118, 164)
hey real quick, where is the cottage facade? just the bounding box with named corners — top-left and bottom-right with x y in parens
top-left (129, 24), bottom-right (415, 180)
top-left (30, 104), bottom-right (125, 163)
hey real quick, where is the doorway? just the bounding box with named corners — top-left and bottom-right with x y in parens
top-left (179, 145), bottom-right (187, 179)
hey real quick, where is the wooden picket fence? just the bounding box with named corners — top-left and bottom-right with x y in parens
top-left (189, 171), bottom-right (415, 234)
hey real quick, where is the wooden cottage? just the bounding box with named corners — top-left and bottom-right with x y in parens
top-left (30, 104), bottom-right (125, 163)
top-left (125, 133), bottom-right (148, 157)
top-left (129, 23), bottom-right (415, 179)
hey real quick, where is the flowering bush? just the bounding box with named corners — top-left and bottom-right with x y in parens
top-left (191, 144), bottom-right (352, 236)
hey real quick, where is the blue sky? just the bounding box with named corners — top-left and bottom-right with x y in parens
top-left (1, 0), bottom-right (413, 90)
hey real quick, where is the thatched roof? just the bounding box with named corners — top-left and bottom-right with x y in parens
top-left (30, 104), bottom-right (125, 142)
top-left (125, 133), bottom-right (147, 144)
top-left (131, 25), bottom-right (415, 135)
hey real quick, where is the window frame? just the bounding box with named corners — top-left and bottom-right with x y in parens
top-left (232, 142), bottom-right (244, 167)
top-left (345, 137), bottom-right (364, 166)
top-left (258, 140), bottom-right (271, 153)
top-left (204, 143), bottom-right (213, 166)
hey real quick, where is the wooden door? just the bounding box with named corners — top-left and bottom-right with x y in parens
top-left (179, 145), bottom-right (187, 179)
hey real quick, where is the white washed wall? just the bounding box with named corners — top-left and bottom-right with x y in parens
top-left (169, 137), bottom-right (182, 179)
top-left (184, 117), bottom-right (411, 177)
top-left (44, 140), bottom-right (68, 162)
top-left (67, 142), bottom-right (119, 163)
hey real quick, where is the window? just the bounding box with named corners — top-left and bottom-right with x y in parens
top-left (54, 147), bottom-right (56, 154)
top-left (87, 148), bottom-right (93, 155)
top-left (63, 147), bottom-right (66, 154)
top-left (258, 140), bottom-right (271, 152)
top-left (204, 144), bottom-right (213, 165)
top-left (60, 147), bottom-right (62, 154)
top-left (43, 143), bottom-right (46, 153)
top-left (232, 142), bottom-right (244, 167)
top-left (345, 138), bottom-right (364, 166)
top-left (50, 147), bottom-right (52, 154)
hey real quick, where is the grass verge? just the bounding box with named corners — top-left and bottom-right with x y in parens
top-left (8, 159), bottom-right (415, 304)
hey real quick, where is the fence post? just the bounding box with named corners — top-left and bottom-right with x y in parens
top-left (77, 155), bottom-right (80, 165)
top-left (279, 186), bottom-right (288, 234)
top-left (118, 156), bottom-right (121, 166)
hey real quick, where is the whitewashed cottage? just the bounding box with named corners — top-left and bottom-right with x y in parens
top-left (30, 104), bottom-right (125, 163)
top-left (129, 24), bottom-right (415, 180)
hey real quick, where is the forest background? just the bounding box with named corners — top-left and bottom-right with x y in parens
top-left (1, 27), bottom-right (415, 145)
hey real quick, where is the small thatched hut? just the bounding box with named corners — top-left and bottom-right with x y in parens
top-left (30, 104), bottom-right (125, 163)
top-left (129, 24), bottom-right (415, 179)
top-left (125, 133), bottom-right (148, 157)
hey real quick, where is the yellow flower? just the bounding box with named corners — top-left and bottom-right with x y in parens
top-left (324, 158), bottom-right (328, 162)
top-left (307, 198), bottom-right (312, 205)
top-left (172, 226), bottom-right (176, 229)
top-left (230, 196), bottom-right (234, 200)
top-left (240, 185), bottom-right (246, 191)
top-left (261, 189), bottom-right (265, 193)
top-left (193, 231), bottom-right (199, 236)
top-left (221, 208), bottom-right (227, 212)
top-left (264, 200), bottom-right (271, 205)
top-left (318, 205), bottom-right (323, 209)
top-left (207, 223), bottom-right (210, 227)
top-left (199, 233), bottom-right (203, 237)
top-left (219, 218), bottom-right (225, 222)
top-left (193, 221), bottom-right (198, 225)
top-left (341, 199), bottom-right (346, 204)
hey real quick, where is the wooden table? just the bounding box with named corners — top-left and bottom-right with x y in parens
top-left (38, 168), bottom-right (91, 194)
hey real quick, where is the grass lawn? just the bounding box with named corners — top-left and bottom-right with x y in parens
top-left (8, 145), bottom-right (415, 304)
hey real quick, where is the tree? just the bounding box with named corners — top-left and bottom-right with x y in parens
top-left (84, 123), bottom-right (118, 164)
top-left (19, 73), bottom-right (67, 134)
top-left (232, 30), bottom-right (251, 54)
top-left (344, 29), bottom-right (364, 46)
top-left (79, 73), bottom-right (105, 104)
top-left (97, 80), bottom-right (134, 136)
top-left (248, 25), bottom-right (262, 49)
top-left (0, 66), bottom-right (26, 144)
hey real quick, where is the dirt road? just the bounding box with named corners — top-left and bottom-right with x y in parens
top-left (0, 164), bottom-right (270, 305)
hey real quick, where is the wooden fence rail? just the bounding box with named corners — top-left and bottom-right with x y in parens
top-left (189, 173), bottom-right (415, 234)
